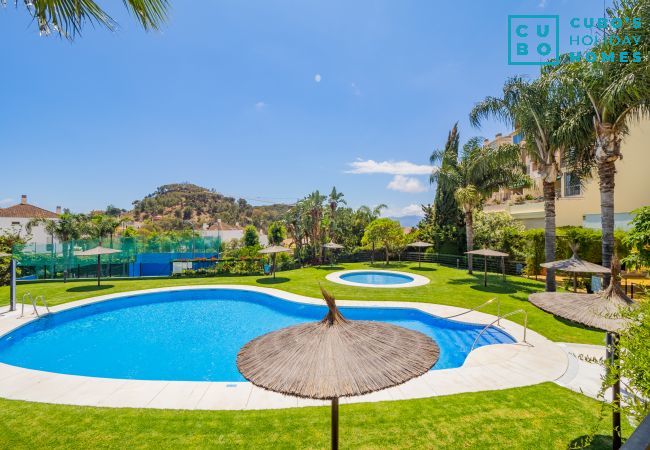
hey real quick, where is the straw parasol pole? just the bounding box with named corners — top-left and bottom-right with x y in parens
top-left (465, 248), bottom-right (509, 287)
top-left (322, 242), bottom-right (344, 267)
top-left (529, 259), bottom-right (635, 450)
top-left (407, 241), bottom-right (433, 268)
top-left (75, 246), bottom-right (121, 286)
top-left (258, 245), bottom-right (291, 278)
top-left (238, 286), bottom-right (440, 449)
top-left (540, 246), bottom-right (610, 293)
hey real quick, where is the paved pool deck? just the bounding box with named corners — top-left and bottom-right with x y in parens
top-left (0, 285), bottom-right (571, 410)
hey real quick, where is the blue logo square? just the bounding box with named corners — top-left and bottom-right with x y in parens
top-left (508, 15), bottom-right (559, 65)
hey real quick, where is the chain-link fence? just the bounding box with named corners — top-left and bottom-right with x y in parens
top-left (13, 236), bottom-right (221, 280)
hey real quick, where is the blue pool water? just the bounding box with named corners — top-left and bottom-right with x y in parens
top-left (340, 271), bottom-right (414, 285)
top-left (0, 289), bottom-right (514, 381)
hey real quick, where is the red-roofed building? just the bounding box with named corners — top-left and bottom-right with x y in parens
top-left (0, 195), bottom-right (61, 246)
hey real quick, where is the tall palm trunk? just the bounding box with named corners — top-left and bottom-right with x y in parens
top-left (464, 211), bottom-right (474, 274)
top-left (598, 158), bottom-right (616, 286)
top-left (543, 180), bottom-right (556, 292)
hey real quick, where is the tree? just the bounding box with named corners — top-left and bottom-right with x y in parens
top-left (9, 0), bottom-right (169, 38)
top-left (267, 222), bottom-right (286, 246)
top-left (242, 225), bottom-right (259, 248)
top-left (0, 230), bottom-right (26, 286)
top-left (552, 1), bottom-right (650, 284)
top-left (622, 206), bottom-right (650, 270)
top-left (472, 210), bottom-right (525, 259)
top-left (105, 205), bottom-right (123, 217)
top-left (361, 218), bottom-right (404, 265)
top-left (304, 191), bottom-right (326, 261)
top-left (87, 214), bottom-right (126, 247)
top-left (27, 213), bottom-right (85, 282)
top-left (470, 76), bottom-right (568, 290)
top-left (432, 137), bottom-right (529, 273)
top-left (431, 123), bottom-right (463, 235)
top-left (327, 187), bottom-right (346, 240)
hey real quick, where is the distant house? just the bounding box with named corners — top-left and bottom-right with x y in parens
top-left (201, 220), bottom-right (269, 245)
top-left (0, 195), bottom-right (61, 246)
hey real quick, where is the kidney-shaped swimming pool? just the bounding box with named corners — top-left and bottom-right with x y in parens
top-left (0, 289), bottom-right (514, 382)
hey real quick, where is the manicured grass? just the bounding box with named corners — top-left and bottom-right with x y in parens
top-left (0, 383), bottom-right (623, 449)
top-left (0, 262), bottom-right (603, 344)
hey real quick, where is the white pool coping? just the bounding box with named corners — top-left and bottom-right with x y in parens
top-left (0, 285), bottom-right (569, 410)
top-left (325, 269), bottom-right (430, 288)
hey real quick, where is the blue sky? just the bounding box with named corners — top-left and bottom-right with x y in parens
top-left (0, 0), bottom-right (607, 218)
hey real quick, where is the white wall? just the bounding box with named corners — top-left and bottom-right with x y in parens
top-left (0, 218), bottom-right (60, 249)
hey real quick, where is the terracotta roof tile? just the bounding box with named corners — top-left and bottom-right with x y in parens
top-left (0, 203), bottom-right (59, 219)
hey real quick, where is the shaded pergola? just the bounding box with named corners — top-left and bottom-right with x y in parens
top-left (74, 246), bottom-right (121, 286)
top-left (408, 241), bottom-right (433, 268)
top-left (540, 250), bottom-right (610, 292)
top-left (237, 286), bottom-right (440, 450)
top-left (322, 242), bottom-right (344, 267)
top-left (258, 245), bottom-right (291, 279)
top-left (465, 248), bottom-right (509, 287)
top-left (529, 261), bottom-right (636, 450)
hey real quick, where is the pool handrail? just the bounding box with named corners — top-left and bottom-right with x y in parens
top-left (20, 292), bottom-right (51, 317)
top-left (443, 297), bottom-right (500, 326)
top-left (470, 309), bottom-right (527, 352)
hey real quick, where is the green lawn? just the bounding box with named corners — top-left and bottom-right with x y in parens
top-left (0, 262), bottom-right (603, 344)
top-left (0, 383), bottom-right (623, 449)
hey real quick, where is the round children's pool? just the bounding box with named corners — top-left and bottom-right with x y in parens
top-left (325, 269), bottom-right (431, 288)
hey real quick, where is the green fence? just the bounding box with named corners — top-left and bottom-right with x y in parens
top-left (13, 236), bottom-right (222, 280)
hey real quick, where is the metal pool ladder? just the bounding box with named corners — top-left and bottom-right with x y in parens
top-left (470, 309), bottom-right (528, 352)
top-left (443, 297), bottom-right (501, 326)
top-left (20, 292), bottom-right (51, 317)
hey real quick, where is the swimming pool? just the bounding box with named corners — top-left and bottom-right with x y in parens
top-left (0, 289), bottom-right (514, 382)
top-left (326, 269), bottom-right (431, 288)
top-left (340, 271), bottom-right (414, 285)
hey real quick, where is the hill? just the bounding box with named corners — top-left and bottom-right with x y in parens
top-left (130, 183), bottom-right (291, 229)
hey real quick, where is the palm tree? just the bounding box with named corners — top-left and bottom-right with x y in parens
top-left (431, 138), bottom-right (529, 274)
top-left (470, 76), bottom-right (567, 291)
top-left (87, 214), bottom-right (126, 246)
top-left (27, 213), bottom-right (85, 282)
top-left (11, 0), bottom-right (169, 38)
top-left (304, 191), bottom-right (326, 261)
top-left (327, 187), bottom-right (346, 241)
top-left (552, 9), bottom-right (650, 282)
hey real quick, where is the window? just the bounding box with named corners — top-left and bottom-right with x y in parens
top-left (564, 172), bottom-right (581, 197)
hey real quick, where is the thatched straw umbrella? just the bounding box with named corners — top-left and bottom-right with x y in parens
top-left (238, 286), bottom-right (440, 450)
top-left (540, 247), bottom-right (610, 292)
top-left (74, 246), bottom-right (121, 286)
top-left (408, 241), bottom-right (433, 268)
top-left (465, 248), bottom-right (509, 286)
top-left (529, 260), bottom-right (636, 450)
top-left (258, 245), bottom-right (291, 278)
top-left (322, 242), bottom-right (344, 267)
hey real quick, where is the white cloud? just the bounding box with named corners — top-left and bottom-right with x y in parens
top-left (538, 0), bottom-right (547, 7)
top-left (314, 74), bottom-right (322, 83)
top-left (254, 101), bottom-right (267, 111)
top-left (346, 159), bottom-right (435, 175)
top-left (383, 204), bottom-right (424, 218)
top-left (387, 175), bottom-right (427, 193)
top-left (350, 82), bottom-right (361, 96)
top-left (0, 198), bottom-right (14, 207)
